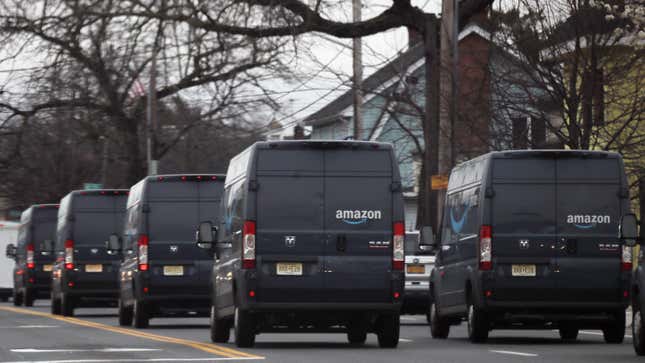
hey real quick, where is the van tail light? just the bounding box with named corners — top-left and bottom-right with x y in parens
top-left (479, 225), bottom-right (492, 271)
top-left (26, 243), bottom-right (35, 269)
top-left (621, 245), bottom-right (633, 271)
top-left (392, 222), bottom-right (405, 271)
top-left (65, 240), bottom-right (74, 270)
top-left (138, 234), bottom-right (149, 271)
top-left (242, 221), bottom-right (256, 269)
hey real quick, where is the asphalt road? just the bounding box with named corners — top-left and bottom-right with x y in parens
top-left (0, 301), bottom-right (640, 363)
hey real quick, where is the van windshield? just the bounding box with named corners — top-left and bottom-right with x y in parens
top-left (148, 200), bottom-right (220, 242)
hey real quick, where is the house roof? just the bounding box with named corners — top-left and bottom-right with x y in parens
top-left (304, 44), bottom-right (426, 127)
top-left (303, 24), bottom-right (492, 127)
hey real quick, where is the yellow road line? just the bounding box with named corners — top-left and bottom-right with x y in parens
top-left (0, 306), bottom-right (263, 360)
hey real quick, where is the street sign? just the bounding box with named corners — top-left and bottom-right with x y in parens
top-left (83, 183), bottom-right (103, 190)
top-left (431, 175), bottom-right (449, 190)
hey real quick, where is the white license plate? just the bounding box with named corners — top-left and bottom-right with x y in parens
top-left (85, 264), bottom-right (103, 273)
top-left (163, 265), bottom-right (184, 276)
top-left (276, 262), bottom-right (303, 276)
top-left (511, 264), bottom-right (536, 277)
top-left (43, 264), bottom-right (53, 272)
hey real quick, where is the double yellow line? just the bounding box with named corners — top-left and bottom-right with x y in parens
top-left (0, 306), bottom-right (263, 360)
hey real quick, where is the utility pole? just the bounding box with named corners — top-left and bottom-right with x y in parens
top-left (147, 49), bottom-right (159, 176)
top-left (352, 0), bottom-right (363, 140)
top-left (437, 0), bottom-right (459, 224)
top-left (423, 15), bottom-right (441, 232)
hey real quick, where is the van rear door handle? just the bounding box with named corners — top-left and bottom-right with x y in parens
top-left (336, 235), bottom-right (347, 253)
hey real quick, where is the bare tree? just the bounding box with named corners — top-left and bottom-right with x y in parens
top-left (0, 0), bottom-right (288, 186)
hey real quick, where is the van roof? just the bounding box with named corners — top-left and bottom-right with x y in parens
top-left (145, 174), bottom-right (226, 182)
top-left (68, 189), bottom-right (130, 196)
top-left (255, 140), bottom-right (393, 151)
top-left (29, 203), bottom-right (59, 209)
top-left (490, 149), bottom-right (620, 159)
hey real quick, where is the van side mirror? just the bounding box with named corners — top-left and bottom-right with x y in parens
top-left (106, 233), bottom-right (122, 254)
top-left (5, 243), bottom-right (16, 258)
top-left (620, 214), bottom-right (639, 247)
top-left (419, 226), bottom-right (437, 250)
top-left (40, 240), bottom-right (54, 255)
top-left (196, 221), bottom-right (216, 249)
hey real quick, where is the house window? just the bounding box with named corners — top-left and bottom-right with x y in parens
top-left (530, 117), bottom-right (546, 148)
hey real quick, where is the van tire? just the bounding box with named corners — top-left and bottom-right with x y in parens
top-left (376, 313), bottom-right (400, 348)
top-left (118, 298), bottom-right (133, 326)
top-left (467, 303), bottom-right (489, 343)
top-left (61, 293), bottom-right (75, 317)
top-left (210, 305), bottom-right (231, 343)
top-left (234, 307), bottom-right (255, 348)
top-left (12, 290), bottom-right (22, 306)
top-left (347, 319), bottom-right (368, 345)
top-left (24, 289), bottom-right (35, 307)
top-left (429, 302), bottom-right (450, 339)
top-left (558, 326), bottom-right (579, 341)
top-left (133, 299), bottom-right (150, 329)
top-left (603, 310), bottom-right (625, 344)
top-left (633, 307), bottom-right (645, 355)
top-left (51, 292), bottom-right (61, 315)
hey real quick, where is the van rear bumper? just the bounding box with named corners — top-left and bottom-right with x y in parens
top-left (485, 300), bottom-right (628, 310)
top-left (241, 302), bottom-right (401, 312)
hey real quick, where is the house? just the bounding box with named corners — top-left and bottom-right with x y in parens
top-left (303, 13), bottom-right (559, 230)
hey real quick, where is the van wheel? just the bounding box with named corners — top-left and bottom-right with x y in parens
top-left (133, 299), bottom-right (150, 329)
top-left (603, 310), bottom-right (625, 344)
top-left (51, 292), bottom-right (61, 315)
top-left (24, 289), bottom-right (35, 307)
top-left (633, 307), bottom-right (645, 355)
top-left (118, 298), bottom-right (133, 326)
top-left (61, 293), bottom-right (75, 317)
top-left (347, 319), bottom-right (368, 345)
top-left (210, 305), bottom-right (231, 343)
top-left (376, 313), bottom-right (400, 348)
top-left (558, 326), bottom-right (579, 341)
top-left (12, 290), bottom-right (23, 306)
top-left (234, 307), bottom-right (256, 348)
top-left (429, 302), bottom-right (450, 339)
top-left (467, 303), bottom-right (489, 343)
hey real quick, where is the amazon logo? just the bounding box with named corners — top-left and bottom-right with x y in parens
top-left (450, 204), bottom-right (472, 234)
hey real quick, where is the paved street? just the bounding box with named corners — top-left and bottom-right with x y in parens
top-left (0, 301), bottom-right (639, 363)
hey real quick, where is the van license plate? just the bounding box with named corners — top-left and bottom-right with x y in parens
top-left (163, 265), bottom-right (184, 276)
top-left (276, 263), bottom-right (303, 276)
top-left (407, 264), bottom-right (425, 274)
top-left (85, 264), bottom-right (103, 273)
top-left (511, 264), bottom-right (536, 277)
top-left (43, 264), bottom-right (53, 272)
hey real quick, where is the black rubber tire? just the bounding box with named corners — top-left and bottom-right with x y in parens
top-left (118, 298), bottom-right (133, 326)
top-left (210, 304), bottom-right (231, 343)
top-left (559, 326), bottom-right (579, 341)
top-left (50, 292), bottom-right (61, 315)
top-left (467, 303), bottom-right (489, 343)
top-left (603, 310), bottom-right (625, 344)
top-left (12, 290), bottom-right (23, 306)
top-left (376, 313), bottom-right (400, 348)
top-left (23, 289), bottom-right (35, 307)
top-left (133, 299), bottom-right (150, 329)
top-left (633, 306), bottom-right (645, 355)
top-left (234, 307), bottom-right (256, 348)
top-left (61, 293), bottom-right (75, 317)
top-left (347, 319), bottom-right (368, 345)
top-left (429, 302), bottom-right (450, 339)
